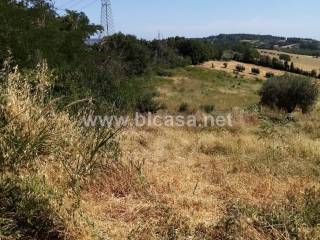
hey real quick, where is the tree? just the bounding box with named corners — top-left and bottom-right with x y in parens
top-left (311, 69), bottom-right (318, 78)
top-left (99, 33), bottom-right (152, 75)
top-left (259, 75), bottom-right (319, 113)
top-left (175, 38), bottom-right (212, 65)
top-left (0, 0), bottom-right (101, 67)
top-left (251, 67), bottom-right (260, 75)
top-left (265, 72), bottom-right (274, 78)
top-left (279, 54), bottom-right (291, 62)
top-left (290, 62), bottom-right (295, 72)
top-left (236, 64), bottom-right (245, 72)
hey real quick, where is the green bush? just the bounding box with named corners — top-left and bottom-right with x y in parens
top-left (156, 69), bottom-right (174, 77)
top-left (259, 75), bottom-right (319, 113)
top-left (279, 53), bottom-right (291, 62)
top-left (235, 64), bottom-right (245, 72)
top-left (251, 67), bottom-right (260, 75)
top-left (136, 91), bottom-right (160, 113)
top-left (265, 72), bottom-right (275, 78)
top-left (178, 103), bottom-right (189, 112)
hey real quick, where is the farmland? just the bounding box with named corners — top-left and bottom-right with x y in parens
top-left (259, 49), bottom-right (320, 74)
top-left (201, 60), bottom-right (285, 80)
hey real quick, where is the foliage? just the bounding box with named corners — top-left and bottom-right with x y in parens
top-left (0, 0), bottom-right (101, 67)
top-left (0, 176), bottom-right (66, 240)
top-left (251, 67), bottom-right (260, 75)
top-left (236, 64), bottom-right (245, 72)
top-left (265, 72), bottom-right (275, 78)
top-left (178, 102), bottom-right (189, 112)
top-left (279, 53), bottom-right (291, 61)
top-left (259, 75), bottom-right (319, 113)
top-left (0, 63), bottom-right (121, 238)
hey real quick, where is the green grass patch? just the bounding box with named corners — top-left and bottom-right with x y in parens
top-left (155, 66), bottom-right (261, 112)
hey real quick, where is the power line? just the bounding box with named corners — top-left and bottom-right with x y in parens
top-left (67, 0), bottom-right (86, 9)
top-left (55, 0), bottom-right (97, 13)
top-left (56, 0), bottom-right (81, 9)
top-left (79, 0), bottom-right (97, 11)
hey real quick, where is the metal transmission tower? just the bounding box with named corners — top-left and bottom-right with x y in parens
top-left (100, 0), bottom-right (114, 38)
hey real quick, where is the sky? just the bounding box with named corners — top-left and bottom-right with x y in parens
top-left (54, 0), bottom-right (320, 40)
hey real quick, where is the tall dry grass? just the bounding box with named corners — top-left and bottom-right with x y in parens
top-left (0, 60), bottom-right (145, 239)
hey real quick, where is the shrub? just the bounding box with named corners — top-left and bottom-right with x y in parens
top-left (136, 91), bottom-right (160, 113)
top-left (156, 69), bottom-right (174, 77)
top-left (311, 69), bottom-right (318, 78)
top-left (0, 176), bottom-right (66, 240)
top-left (259, 75), bottom-right (319, 113)
top-left (251, 67), bottom-right (260, 75)
top-left (265, 72), bottom-right (274, 78)
top-left (279, 53), bottom-right (291, 62)
top-left (235, 64), bottom-right (245, 72)
top-left (178, 102), bottom-right (189, 112)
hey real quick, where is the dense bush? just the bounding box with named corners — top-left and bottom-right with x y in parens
top-left (259, 75), bottom-right (319, 113)
top-left (279, 53), bottom-right (291, 62)
top-left (236, 64), bottom-right (245, 72)
top-left (251, 67), bottom-right (260, 75)
top-left (178, 102), bottom-right (189, 112)
top-left (265, 72), bottom-right (275, 78)
top-left (136, 91), bottom-right (161, 113)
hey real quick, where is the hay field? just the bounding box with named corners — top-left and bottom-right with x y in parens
top-left (259, 49), bottom-right (320, 73)
top-left (201, 60), bottom-right (285, 80)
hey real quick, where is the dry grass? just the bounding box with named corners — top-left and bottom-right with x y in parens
top-left (2, 63), bottom-right (320, 239)
top-left (259, 49), bottom-right (320, 73)
top-left (83, 107), bottom-right (320, 239)
top-left (202, 60), bottom-right (285, 80)
top-left (80, 67), bottom-right (320, 239)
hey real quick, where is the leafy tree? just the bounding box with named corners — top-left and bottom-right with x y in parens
top-left (259, 75), bottom-right (319, 113)
top-left (265, 72), bottom-right (274, 78)
top-left (0, 0), bottom-right (101, 67)
top-left (251, 67), bottom-right (260, 75)
top-left (236, 64), bottom-right (245, 72)
top-left (99, 33), bottom-right (152, 75)
top-left (279, 54), bottom-right (291, 62)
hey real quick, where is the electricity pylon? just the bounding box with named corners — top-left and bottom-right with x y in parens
top-left (100, 0), bottom-right (114, 38)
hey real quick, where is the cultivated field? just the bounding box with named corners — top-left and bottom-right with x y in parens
top-left (259, 49), bottom-right (320, 73)
top-left (201, 60), bottom-right (285, 80)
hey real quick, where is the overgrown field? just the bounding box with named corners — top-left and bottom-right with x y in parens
top-left (1, 62), bottom-right (320, 239)
top-left (84, 67), bottom-right (320, 239)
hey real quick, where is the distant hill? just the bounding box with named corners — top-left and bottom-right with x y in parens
top-left (204, 34), bottom-right (320, 56)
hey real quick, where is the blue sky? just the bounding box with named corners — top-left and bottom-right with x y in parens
top-left (54, 0), bottom-right (320, 40)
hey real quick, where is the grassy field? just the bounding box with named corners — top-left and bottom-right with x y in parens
top-left (83, 67), bottom-right (320, 239)
top-left (3, 65), bottom-right (319, 239)
top-left (201, 60), bottom-right (285, 80)
top-left (156, 66), bottom-right (261, 112)
top-left (259, 49), bottom-right (320, 74)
